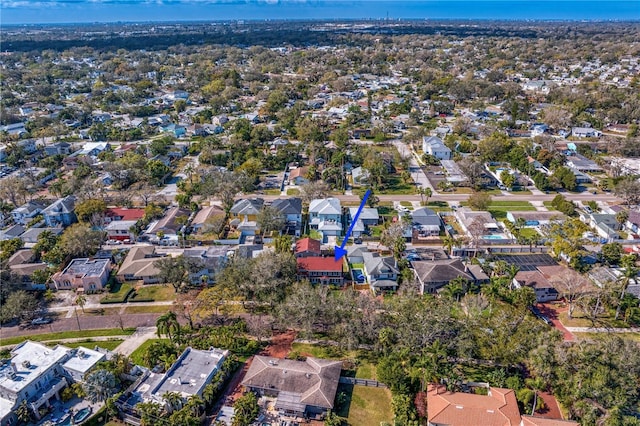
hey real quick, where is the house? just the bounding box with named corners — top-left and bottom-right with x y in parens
top-left (42, 196), bottom-right (77, 227)
top-left (145, 207), bottom-right (191, 242)
top-left (183, 246), bottom-right (230, 284)
top-left (348, 207), bottom-right (379, 238)
top-left (582, 213), bottom-right (620, 241)
top-left (422, 136), bottom-right (451, 161)
top-left (413, 259), bottom-right (489, 294)
top-left (104, 207), bottom-right (145, 224)
top-left (0, 225), bottom-right (25, 241)
top-left (297, 257), bottom-right (344, 285)
top-left (309, 198), bottom-right (343, 242)
top-left (7, 249), bottom-right (48, 289)
top-left (362, 251), bottom-right (398, 293)
top-left (125, 347), bottom-right (229, 415)
top-left (191, 205), bottom-right (225, 234)
top-left (565, 153), bottom-right (602, 173)
top-left (506, 211), bottom-right (564, 227)
top-left (0, 341), bottom-right (105, 425)
top-left (105, 220), bottom-right (137, 241)
top-left (295, 237), bottom-right (322, 258)
top-left (271, 198), bottom-right (303, 236)
top-left (455, 207), bottom-right (505, 241)
top-left (521, 416), bottom-right (579, 426)
top-left (412, 207), bottom-right (442, 237)
top-left (426, 384), bottom-right (521, 426)
top-left (571, 127), bottom-right (602, 138)
top-left (230, 198), bottom-right (264, 237)
top-left (346, 245), bottom-right (368, 264)
top-left (289, 167), bottom-right (309, 185)
top-left (351, 166), bottom-right (370, 186)
top-left (19, 227), bottom-right (63, 245)
top-left (512, 270), bottom-right (559, 302)
top-left (117, 246), bottom-right (165, 284)
top-left (241, 356), bottom-right (342, 419)
top-left (0, 122), bottom-right (27, 137)
top-left (44, 142), bottom-right (71, 156)
top-left (51, 258), bottom-right (110, 292)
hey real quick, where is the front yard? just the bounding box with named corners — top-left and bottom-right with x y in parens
top-left (130, 284), bottom-right (176, 302)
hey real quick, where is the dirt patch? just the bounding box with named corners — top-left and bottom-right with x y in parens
top-left (260, 330), bottom-right (296, 358)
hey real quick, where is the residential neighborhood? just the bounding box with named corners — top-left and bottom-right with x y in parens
top-left (0, 16), bottom-right (639, 426)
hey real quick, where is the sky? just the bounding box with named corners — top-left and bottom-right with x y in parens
top-left (2, 0), bottom-right (639, 25)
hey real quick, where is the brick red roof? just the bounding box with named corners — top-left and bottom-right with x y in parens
top-left (427, 384), bottom-right (521, 426)
top-left (295, 237), bottom-right (321, 255)
top-left (106, 208), bottom-right (145, 221)
top-left (297, 256), bottom-right (342, 272)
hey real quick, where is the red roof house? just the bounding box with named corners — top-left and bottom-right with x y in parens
top-left (297, 257), bottom-right (343, 285)
top-left (295, 237), bottom-right (322, 258)
top-left (105, 208), bottom-right (145, 223)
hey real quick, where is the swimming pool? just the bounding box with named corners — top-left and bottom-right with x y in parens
top-left (73, 407), bottom-right (92, 424)
top-left (57, 415), bottom-right (71, 426)
top-left (352, 269), bottom-right (366, 283)
top-left (483, 235), bottom-right (505, 240)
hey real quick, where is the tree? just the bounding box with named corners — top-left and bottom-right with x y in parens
top-left (16, 400), bottom-right (33, 424)
top-left (256, 206), bottom-right (285, 235)
top-left (418, 186), bottom-right (432, 205)
top-left (58, 224), bottom-right (104, 259)
top-left (477, 132), bottom-right (513, 162)
top-left (615, 179), bottom-right (640, 206)
top-left (274, 234), bottom-right (293, 254)
top-left (156, 311), bottom-right (181, 343)
top-left (615, 210), bottom-right (629, 228)
top-left (0, 238), bottom-right (23, 261)
top-left (157, 255), bottom-right (195, 293)
top-left (75, 198), bottom-right (107, 224)
top-left (616, 254), bottom-right (638, 320)
top-left (500, 170), bottom-right (515, 190)
top-left (542, 105), bottom-right (571, 131)
top-left (458, 157), bottom-right (487, 189)
top-left (145, 159), bottom-right (171, 186)
top-left (550, 270), bottom-right (592, 319)
top-left (232, 392), bottom-right (259, 426)
top-left (0, 290), bottom-right (40, 323)
top-left (83, 369), bottom-right (119, 403)
top-left (601, 242), bottom-right (624, 266)
top-left (300, 181), bottom-right (330, 203)
top-left (75, 294), bottom-right (87, 313)
top-left (467, 192), bottom-right (492, 211)
top-left (552, 166), bottom-right (577, 191)
top-left (380, 222), bottom-right (407, 260)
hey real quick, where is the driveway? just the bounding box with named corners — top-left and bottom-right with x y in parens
top-left (391, 139), bottom-right (436, 192)
top-left (113, 326), bottom-right (158, 356)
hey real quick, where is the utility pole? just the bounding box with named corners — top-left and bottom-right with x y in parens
top-left (74, 307), bottom-right (81, 331)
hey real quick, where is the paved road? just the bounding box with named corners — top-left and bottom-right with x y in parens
top-left (0, 313), bottom-right (161, 339)
top-left (391, 139), bottom-right (436, 193)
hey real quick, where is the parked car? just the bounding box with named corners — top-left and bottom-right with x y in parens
top-left (31, 317), bottom-right (52, 325)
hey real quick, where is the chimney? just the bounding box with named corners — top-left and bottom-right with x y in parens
top-left (178, 377), bottom-right (183, 385)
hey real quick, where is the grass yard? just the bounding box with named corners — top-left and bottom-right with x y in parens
top-left (543, 201), bottom-right (557, 210)
top-left (263, 189), bottom-right (281, 195)
top-left (423, 201), bottom-right (451, 212)
top-left (1, 328), bottom-right (135, 347)
top-left (130, 284), bottom-right (176, 302)
top-left (286, 188), bottom-right (300, 196)
top-left (129, 338), bottom-right (170, 366)
top-left (400, 201), bottom-right (412, 207)
top-left (379, 176), bottom-right (416, 195)
top-left (79, 307), bottom-right (122, 316)
top-left (125, 305), bottom-right (174, 314)
top-left (290, 342), bottom-right (349, 359)
top-left (336, 384), bottom-right (393, 426)
top-left (558, 311), bottom-right (630, 328)
top-left (519, 228), bottom-right (540, 239)
top-left (489, 201), bottom-right (536, 208)
top-left (49, 339), bottom-right (125, 351)
top-left (100, 282), bottom-right (134, 304)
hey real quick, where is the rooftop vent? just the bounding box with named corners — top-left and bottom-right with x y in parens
top-left (455, 405), bottom-right (463, 409)
top-left (22, 361), bottom-right (30, 368)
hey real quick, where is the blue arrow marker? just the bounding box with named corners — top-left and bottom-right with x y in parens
top-left (335, 189), bottom-right (371, 261)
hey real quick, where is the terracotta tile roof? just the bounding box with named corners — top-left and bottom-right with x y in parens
top-left (427, 385), bottom-right (521, 426)
top-left (521, 416), bottom-right (579, 426)
top-left (297, 257), bottom-right (342, 272)
top-left (295, 237), bottom-right (321, 255)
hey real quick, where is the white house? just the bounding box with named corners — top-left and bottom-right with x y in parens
top-left (422, 136), bottom-right (452, 160)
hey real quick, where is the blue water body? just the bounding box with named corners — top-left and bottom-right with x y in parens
top-left (3, 1), bottom-right (639, 25)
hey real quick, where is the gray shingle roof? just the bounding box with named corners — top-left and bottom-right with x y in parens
top-left (242, 356), bottom-right (342, 410)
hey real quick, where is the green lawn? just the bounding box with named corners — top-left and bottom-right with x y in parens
top-left (423, 201), bottom-right (451, 212)
top-left (489, 201), bottom-right (536, 207)
top-left (519, 228), bottom-right (540, 239)
top-left (290, 342), bottom-right (349, 359)
top-left (379, 176), bottom-right (416, 195)
top-left (350, 263), bottom-right (365, 271)
top-left (286, 188), bottom-right (300, 196)
top-left (399, 201), bottom-right (412, 207)
top-left (543, 201), bottom-right (556, 210)
top-left (1, 328), bottom-right (135, 347)
top-left (336, 385), bottom-right (393, 426)
top-left (129, 338), bottom-right (169, 366)
top-left (130, 285), bottom-right (176, 302)
top-left (50, 339), bottom-right (125, 351)
top-left (100, 282), bottom-right (134, 304)
top-left (125, 305), bottom-right (174, 314)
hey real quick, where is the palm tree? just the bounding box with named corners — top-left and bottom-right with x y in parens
top-left (83, 369), bottom-right (119, 403)
top-left (75, 294), bottom-right (87, 313)
top-left (156, 311), bottom-right (181, 343)
top-left (615, 210), bottom-right (629, 228)
top-left (16, 400), bottom-right (33, 424)
top-left (524, 377), bottom-right (546, 416)
top-left (162, 391), bottom-right (183, 413)
top-left (616, 254), bottom-right (638, 320)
